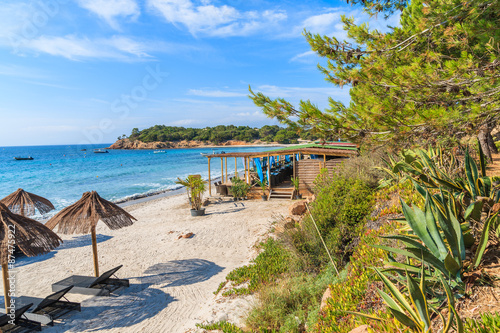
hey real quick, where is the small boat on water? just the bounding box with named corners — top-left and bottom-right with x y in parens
top-left (81, 149), bottom-right (87, 151)
top-left (154, 150), bottom-right (166, 154)
top-left (14, 157), bottom-right (34, 160)
top-left (93, 149), bottom-right (109, 154)
top-left (201, 150), bottom-right (224, 156)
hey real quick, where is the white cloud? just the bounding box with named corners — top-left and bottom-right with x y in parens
top-left (256, 85), bottom-right (347, 99)
top-left (235, 111), bottom-right (266, 118)
top-left (188, 89), bottom-right (246, 97)
top-left (170, 119), bottom-right (201, 126)
top-left (290, 50), bottom-right (316, 63)
top-left (76, 0), bottom-right (140, 30)
top-left (148, 0), bottom-right (287, 37)
top-left (18, 35), bottom-right (162, 61)
top-left (293, 7), bottom-right (400, 40)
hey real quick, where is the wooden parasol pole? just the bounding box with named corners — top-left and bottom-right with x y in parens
top-left (234, 157), bottom-right (237, 176)
top-left (2, 261), bottom-right (10, 313)
top-left (220, 158), bottom-right (223, 183)
top-left (91, 226), bottom-right (99, 277)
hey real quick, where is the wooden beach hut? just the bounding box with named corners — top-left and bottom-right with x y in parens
top-left (205, 142), bottom-right (359, 199)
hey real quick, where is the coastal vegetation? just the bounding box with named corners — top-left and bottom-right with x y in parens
top-left (200, 0), bottom-right (500, 331)
top-left (204, 143), bottom-right (500, 332)
top-left (125, 125), bottom-right (318, 145)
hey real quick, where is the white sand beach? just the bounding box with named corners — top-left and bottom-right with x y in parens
top-left (10, 192), bottom-right (290, 332)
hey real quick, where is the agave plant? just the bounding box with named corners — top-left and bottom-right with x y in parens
top-left (349, 266), bottom-right (463, 333)
top-left (376, 145), bottom-right (462, 189)
top-left (376, 193), bottom-right (466, 285)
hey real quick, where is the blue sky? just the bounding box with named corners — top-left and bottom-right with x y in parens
top-left (0, 0), bottom-right (399, 146)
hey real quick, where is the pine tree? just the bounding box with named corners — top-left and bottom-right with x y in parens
top-left (250, 0), bottom-right (500, 157)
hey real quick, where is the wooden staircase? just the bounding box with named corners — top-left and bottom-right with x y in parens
top-left (268, 188), bottom-right (294, 200)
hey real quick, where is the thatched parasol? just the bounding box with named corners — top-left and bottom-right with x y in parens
top-left (0, 202), bottom-right (62, 312)
top-left (46, 191), bottom-right (136, 277)
top-left (0, 188), bottom-right (55, 217)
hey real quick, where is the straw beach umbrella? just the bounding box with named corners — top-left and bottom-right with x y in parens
top-left (0, 202), bottom-right (62, 312)
top-left (0, 188), bottom-right (55, 217)
top-left (46, 191), bottom-right (136, 277)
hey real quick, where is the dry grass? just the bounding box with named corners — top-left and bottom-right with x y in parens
top-left (487, 153), bottom-right (500, 177)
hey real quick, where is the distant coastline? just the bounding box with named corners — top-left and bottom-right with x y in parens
top-left (107, 138), bottom-right (294, 150)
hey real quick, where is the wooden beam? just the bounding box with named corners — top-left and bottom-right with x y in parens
top-left (221, 157), bottom-right (223, 183)
top-left (235, 157), bottom-right (237, 177)
top-left (208, 157), bottom-right (212, 196)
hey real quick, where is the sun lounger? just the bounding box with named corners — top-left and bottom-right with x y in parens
top-left (0, 303), bottom-right (42, 332)
top-left (51, 265), bottom-right (129, 296)
top-left (15, 286), bottom-right (81, 326)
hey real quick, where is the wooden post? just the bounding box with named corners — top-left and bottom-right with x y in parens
top-left (244, 157), bottom-right (248, 183)
top-left (293, 154), bottom-right (296, 179)
top-left (221, 158), bottom-right (223, 184)
top-left (267, 153), bottom-right (271, 187)
top-left (91, 227), bottom-right (99, 277)
top-left (208, 158), bottom-right (212, 196)
top-left (235, 157), bottom-right (237, 177)
top-left (2, 262), bottom-right (10, 313)
top-left (224, 157), bottom-right (228, 183)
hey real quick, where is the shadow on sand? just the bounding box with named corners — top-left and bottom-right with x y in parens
top-left (15, 234), bottom-right (112, 267)
top-left (139, 258), bottom-right (225, 288)
top-left (40, 259), bottom-right (223, 331)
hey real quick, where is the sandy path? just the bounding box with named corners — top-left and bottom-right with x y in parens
top-left (9, 194), bottom-right (290, 332)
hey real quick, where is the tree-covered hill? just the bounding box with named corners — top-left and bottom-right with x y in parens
top-left (123, 125), bottom-right (318, 145)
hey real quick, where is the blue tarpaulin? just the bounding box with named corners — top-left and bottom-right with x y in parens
top-left (270, 156), bottom-right (275, 166)
top-left (285, 155), bottom-right (290, 162)
top-left (254, 158), bottom-right (264, 183)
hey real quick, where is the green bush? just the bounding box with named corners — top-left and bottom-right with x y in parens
top-left (246, 265), bottom-right (344, 333)
top-left (196, 321), bottom-right (244, 333)
top-left (222, 238), bottom-right (297, 295)
top-left (464, 312), bottom-right (500, 333)
top-left (289, 171), bottom-right (374, 268)
top-left (337, 149), bottom-right (386, 188)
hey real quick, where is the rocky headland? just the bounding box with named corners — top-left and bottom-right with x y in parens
top-left (107, 138), bottom-right (281, 150)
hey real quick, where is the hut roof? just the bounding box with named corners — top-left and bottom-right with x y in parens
top-left (206, 143), bottom-right (359, 158)
top-left (45, 191), bottom-right (136, 235)
top-left (0, 203), bottom-right (62, 263)
top-left (0, 188), bottom-right (55, 216)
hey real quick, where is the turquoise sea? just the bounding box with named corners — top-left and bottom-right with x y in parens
top-left (0, 144), bottom-right (273, 216)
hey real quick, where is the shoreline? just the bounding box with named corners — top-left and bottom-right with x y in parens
top-left (116, 175), bottom-right (227, 208)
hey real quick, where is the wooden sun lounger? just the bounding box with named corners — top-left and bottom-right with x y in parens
top-left (51, 265), bottom-right (129, 296)
top-left (0, 303), bottom-right (42, 332)
top-left (15, 286), bottom-right (81, 326)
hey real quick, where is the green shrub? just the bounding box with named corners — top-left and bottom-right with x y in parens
top-left (289, 171), bottom-right (374, 268)
top-left (246, 265), bottom-right (344, 333)
top-left (337, 149), bottom-right (386, 188)
top-left (464, 312), bottom-right (500, 332)
top-left (196, 321), bottom-right (245, 332)
top-left (222, 238), bottom-right (296, 295)
top-left (314, 223), bottom-right (396, 332)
